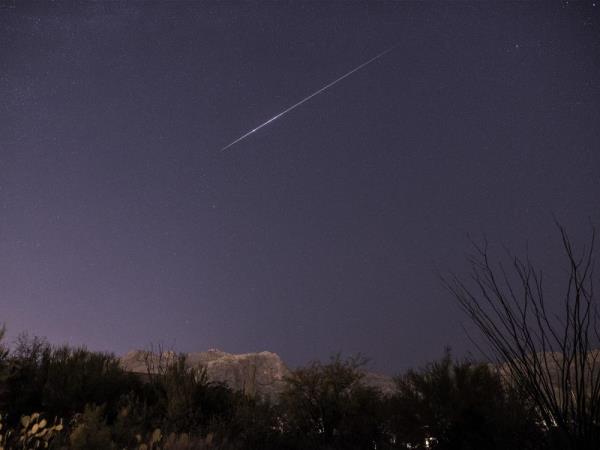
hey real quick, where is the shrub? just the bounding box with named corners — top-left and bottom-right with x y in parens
top-left (279, 354), bottom-right (387, 450)
top-left (1, 334), bottom-right (141, 423)
top-left (69, 404), bottom-right (114, 450)
top-left (388, 350), bottom-right (542, 450)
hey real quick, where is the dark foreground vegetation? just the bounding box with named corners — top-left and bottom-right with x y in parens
top-left (1, 224), bottom-right (596, 450)
top-left (0, 329), bottom-right (554, 450)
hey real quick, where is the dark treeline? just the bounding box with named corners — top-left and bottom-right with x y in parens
top-left (0, 330), bottom-right (546, 450)
top-left (1, 227), bottom-right (594, 449)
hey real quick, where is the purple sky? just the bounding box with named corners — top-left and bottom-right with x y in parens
top-left (1, 1), bottom-right (599, 373)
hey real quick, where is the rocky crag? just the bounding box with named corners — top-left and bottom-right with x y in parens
top-left (120, 349), bottom-right (396, 399)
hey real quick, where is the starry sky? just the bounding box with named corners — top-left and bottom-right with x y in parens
top-left (1, 1), bottom-right (599, 373)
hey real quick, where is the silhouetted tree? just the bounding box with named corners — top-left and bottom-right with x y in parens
top-left (279, 354), bottom-right (387, 450)
top-left (1, 333), bottom-right (140, 423)
top-left (387, 350), bottom-right (541, 449)
top-left (444, 224), bottom-right (600, 450)
top-left (139, 350), bottom-right (238, 436)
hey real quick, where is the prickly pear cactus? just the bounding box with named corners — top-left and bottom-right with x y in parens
top-left (0, 412), bottom-right (63, 450)
top-left (19, 413), bottom-right (64, 449)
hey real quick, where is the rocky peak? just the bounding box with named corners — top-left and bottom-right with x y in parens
top-left (120, 349), bottom-right (396, 399)
top-left (120, 349), bottom-right (290, 399)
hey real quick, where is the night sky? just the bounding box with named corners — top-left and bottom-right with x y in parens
top-left (2, 1), bottom-right (599, 373)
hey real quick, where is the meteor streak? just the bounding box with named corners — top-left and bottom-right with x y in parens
top-left (221, 45), bottom-right (397, 151)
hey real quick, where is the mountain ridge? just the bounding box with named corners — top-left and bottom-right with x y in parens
top-left (120, 349), bottom-right (396, 399)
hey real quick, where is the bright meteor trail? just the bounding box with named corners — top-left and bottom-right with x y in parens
top-left (221, 45), bottom-right (397, 151)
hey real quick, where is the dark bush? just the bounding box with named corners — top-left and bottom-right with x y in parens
top-left (0, 328), bottom-right (554, 449)
top-left (0, 334), bottom-right (141, 423)
top-left (387, 350), bottom-right (542, 450)
top-left (279, 354), bottom-right (388, 450)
